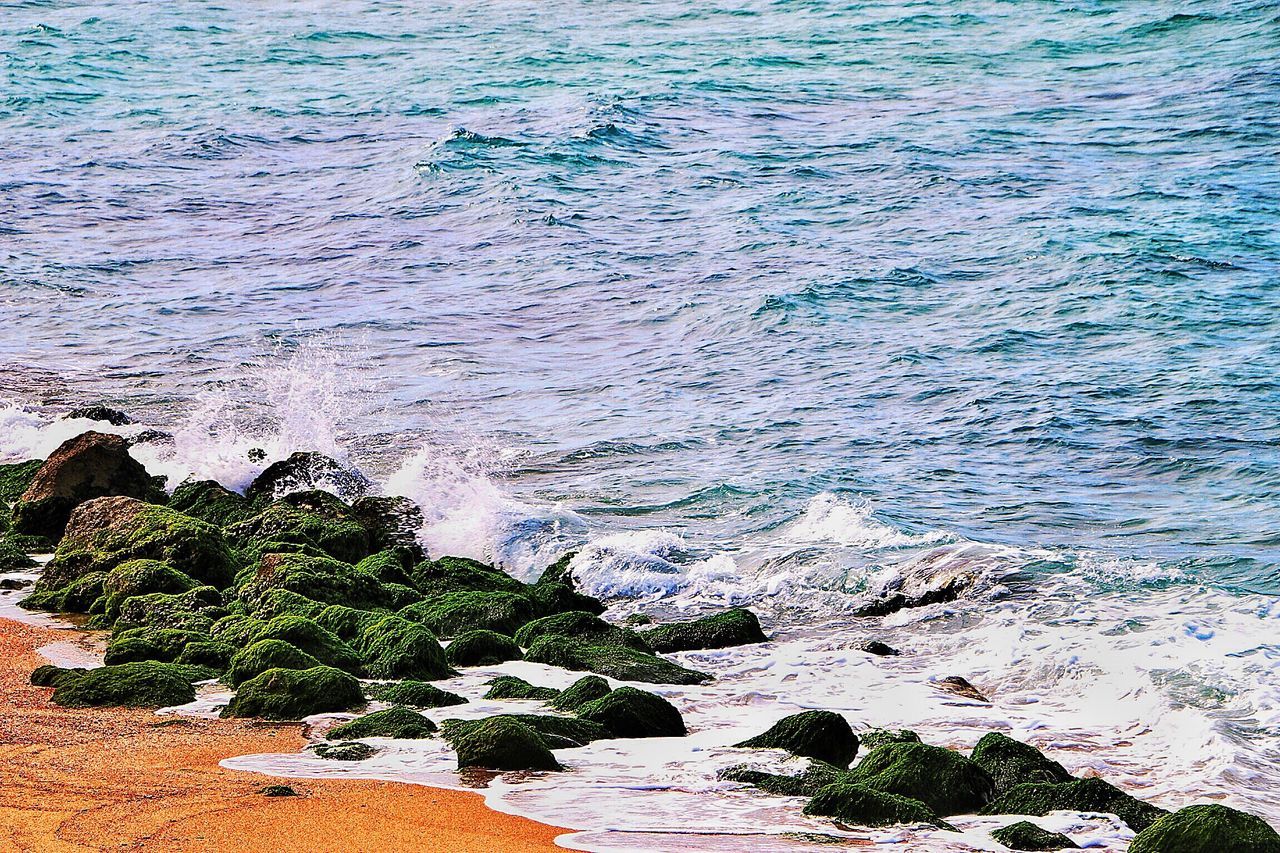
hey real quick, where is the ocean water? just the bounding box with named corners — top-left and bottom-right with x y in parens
top-left (3, 0), bottom-right (1279, 849)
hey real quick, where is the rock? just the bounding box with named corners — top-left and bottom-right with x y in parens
top-left (1128, 804), bottom-right (1280, 853)
top-left (979, 777), bottom-right (1167, 832)
top-left (246, 451), bottom-right (371, 503)
top-left (0, 537), bottom-right (37, 571)
top-left (365, 680), bottom-right (467, 708)
top-left (524, 634), bottom-right (712, 685)
top-left (251, 588), bottom-right (328, 621)
top-left (846, 742), bottom-right (995, 816)
top-left (859, 728), bottom-right (921, 752)
top-left (971, 733), bottom-right (1072, 794)
top-left (735, 711), bottom-right (858, 768)
top-left (513, 610), bottom-right (648, 650)
top-left (444, 714), bottom-right (608, 749)
top-left (857, 640), bottom-right (900, 656)
top-left (51, 661), bottom-right (200, 708)
top-left (227, 490), bottom-right (372, 564)
top-left (168, 480), bottom-right (256, 528)
top-left (0, 576), bottom-right (32, 589)
top-left (642, 607), bottom-right (768, 653)
top-left (992, 820), bottom-right (1080, 850)
top-left (222, 665), bottom-right (364, 720)
top-left (355, 615), bottom-right (452, 680)
top-left (851, 549), bottom-right (996, 617)
top-left (484, 675), bottom-right (559, 701)
top-left (411, 556), bottom-right (527, 596)
top-left (328, 706), bottom-right (437, 740)
top-left (445, 630), bottom-right (523, 667)
top-left (103, 627), bottom-right (210, 665)
top-left (353, 549), bottom-right (418, 589)
top-left (246, 615), bottom-right (362, 673)
top-left (527, 580), bottom-right (605, 618)
top-left (29, 664), bottom-right (88, 688)
top-left (236, 552), bottom-right (389, 612)
top-left (113, 586), bottom-right (227, 633)
top-left (0, 460), bottom-right (43, 505)
top-left (314, 741), bottom-right (377, 761)
top-left (350, 497), bottom-right (425, 559)
top-left (575, 686), bottom-right (686, 738)
top-left (312, 603), bottom-right (383, 642)
top-left (174, 639), bottom-right (234, 669)
top-left (13, 433), bottom-right (164, 540)
top-left (226, 639), bottom-right (322, 686)
top-left (623, 613), bottom-right (653, 626)
top-left (66, 405), bottom-right (132, 425)
top-left (260, 785), bottom-right (299, 797)
top-left (804, 782), bottom-right (955, 829)
top-left (401, 591), bottom-right (536, 638)
top-left (127, 430), bottom-right (174, 448)
top-left (447, 716), bottom-right (561, 772)
top-left (938, 675), bottom-right (989, 702)
top-left (100, 559), bottom-right (200, 621)
top-left (548, 675), bottom-right (612, 711)
top-left (718, 760), bottom-right (845, 797)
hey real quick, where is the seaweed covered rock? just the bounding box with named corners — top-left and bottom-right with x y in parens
top-left (0, 536), bottom-right (38, 571)
top-left (575, 686), bottom-right (686, 738)
top-left (247, 615), bottom-right (362, 673)
top-left (846, 742), bottom-right (995, 816)
top-left (513, 611), bottom-right (649, 650)
top-left (971, 733), bottom-right (1072, 795)
top-left (251, 588), bottom-right (328, 621)
top-left (355, 615), bottom-right (452, 680)
top-left (549, 675), bottom-right (612, 711)
top-left (445, 629), bottom-right (523, 667)
top-left (0, 459), bottom-right (43, 505)
top-left (168, 480), bottom-right (256, 528)
top-left (104, 627), bottom-right (210, 665)
top-left (226, 639), bottom-right (323, 686)
top-left (524, 634), bottom-right (711, 685)
top-left (174, 639), bottom-right (234, 669)
top-left (410, 555), bottom-right (526, 597)
top-left (351, 498), bottom-right (425, 558)
top-left (100, 559), bottom-right (200, 620)
top-left (12, 433), bottom-right (165, 540)
top-left (354, 549), bottom-right (418, 589)
top-left (328, 706), bottom-right (437, 740)
top-left (446, 715), bottom-right (561, 772)
top-left (736, 711), bottom-right (858, 768)
top-left (992, 821), bottom-right (1080, 851)
top-left (400, 590), bottom-right (535, 638)
top-left (30, 664), bottom-right (88, 688)
top-left (979, 777), bottom-right (1166, 832)
top-left (227, 490), bottom-right (372, 564)
top-left (114, 586), bottom-right (226, 633)
top-left (804, 782), bottom-right (954, 830)
top-left (222, 665), bottom-right (364, 720)
top-left (246, 451), bottom-right (371, 504)
top-left (718, 760), bottom-right (845, 797)
top-left (314, 603), bottom-right (385, 642)
top-left (66, 405), bottom-right (132, 425)
top-left (1128, 804), bottom-right (1280, 853)
top-left (444, 714), bottom-right (608, 749)
top-left (236, 552), bottom-right (388, 612)
top-left (21, 571), bottom-right (107, 613)
top-left (859, 728), bottom-right (921, 752)
top-left (51, 661), bottom-right (199, 708)
top-left (642, 608), bottom-right (768, 653)
top-left (314, 741), bottom-right (378, 761)
top-left (484, 675), bottom-right (559, 701)
top-left (365, 680), bottom-right (466, 708)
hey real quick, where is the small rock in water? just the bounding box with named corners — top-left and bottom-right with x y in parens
top-left (937, 676), bottom-right (989, 702)
top-left (0, 577), bottom-right (31, 590)
top-left (991, 820), bottom-right (1080, 850)
top-left (127, 430), bottom-right (174, 448)
top-left (260, 784), bottom-right (301, 797)
top-left (857, 640), bottom-right (900, 656)
top-left (66, 405), bottom-right (132, 426)
top-left (313, 741), bottom-right (377, 761)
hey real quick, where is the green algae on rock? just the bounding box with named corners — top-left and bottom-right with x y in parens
top-left (327, 705), bottom-right (437, 740)
top-left (51, 661), bottom-right (201, 708)
top-left (858, 728), bottom-right (921, 752)
top-left (445, 629), bottom-right (523, 667)
top-left (225, 639), bottom-right (323, 687)
top-left (484, 675), bottom-right (559, 701)
top-left (365, 679), bottom-right (467, 709)
top-left (314, 741), bottom-right (379, 761)
top-left (29, 664), bottom-right (88, 688)
top-left (227, 490), bottom-right (372, 564)
top-left (718, 760), bottom-right (845, 797)
top-left (446, 715), bottom-right (561, 772)
top-left (980, 777), bottom-right (1166, 832)
top-left (167, 479), bottom-right (256, 528)
top-left (803, 782), bottom-right (955, 830)
top-left (845, 742), bottom-right (995, 816)
top-left (642, 607), bottom-right (768, 653)
top-left (400, 590), bottom-right (536, 638)
top-left (970, 733), bottom-right (1073, 795)
top-left (735, 711), bottom-right (858, 768)
top-left (222, 665), bottom-right (364, 720)
top-left (574, 686), bottom-right (686, 738)
top-left (548, 675), bottom-right (612, 711)
top-left (524, 634), bottom-right (712, 685)
top-left (1128, 804), bottom-right (1280, 853)
top-left (991, 820), bottom-right (1080, 850)
top-left (355, 614), bottom-right (452, 680)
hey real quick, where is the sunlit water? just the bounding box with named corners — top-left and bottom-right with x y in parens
top-left (2, 0), bottom-right (1278, 848)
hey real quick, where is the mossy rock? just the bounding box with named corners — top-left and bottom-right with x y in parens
top-left (513, 610), bottom-right (650, 651)
top-left (246, 615), bottom-right (362, 673)
top-left (175, 639), bottom-right (234, 669)
top-left (350, 498), bottom-right (425, 558)
top-left (314, 603), bottom-right (386, 642)
top-left (100, 559), bottom-right (200, 621)
top-left (548, 675), bottom-right (611, 711)
top-left (400, 590), bottom-right (536, 638)
top-left (0, 536), bottom-right (38, 571)
top-left (236, 552), bottom-right (388, 612)
top-left (979, 777), bottom-right (1166, 832)
top-left (524, 635), bottom-right (711, 685)
top-left (846, 742), bottom-right (995, 816)
top-left (1129, 804), bottom-right (1280, 853)
top-left (445, 716), bottom-right (561, 771)
top-left (114, 586), bottom-right (226, 633)
top-left (410, 555), bottom-right (526, 596)
top-left (365, 680), bottom-right (466, 708)
top-left (575, 686), bottom-right (686, 738)
top-left (971, 733), bottom-right (1072, 795)
top-left (30, 664), bottom-right (88, 688)
top-left (246, 451), bottom-right (371, 504)
top-left (859, 728), bottom-right (921, 752)
top-left (104, 628), bottom-right (210, 665)
top-left (804, 782), bottom-right (955, 830)
top-left (328, 705), bottom-right (437, 740)
top-left (226, 639), bottom-right (322, 687)
top-left (222, 665), bottom-right (364, 720)
top-left (209, 614), bottom-right (267, 647)
top-left (22, 570), bottom-right (108, 613)
top-left (446, 630), bottom-right (523, 667)
top-left (355, 615), bottom-right (452, 680)
top-left (250, 588), bottom-right (328, 621)
top-left (354, 549), bottom-right (417, 589)
top-left (443, 714), bottom-right (607, 749)
top-left (736, 711), bottom-right (858, 768)
top-left (719, 760), bottom-right (845, 797)
top-left (261, 784), bottom-right (299, 797)
top-left (226, 490), bottom-right (372, 564)
top-left (484, 675), bottom-right (559, 701)
top-left (992, 820), bottom-right (1080, 850)
top-left (51, 661), bottom-right (199, 708)
top-left (0, 459), bottom-right (43, 505)
top-left (527, 580), bottom-right (605, 617)
top-left (642, 607), bottom-right (767, 653)
top-left (168, 480), bottom-right (256, 527)
top-left (314, 741), bottom-right (378, 761)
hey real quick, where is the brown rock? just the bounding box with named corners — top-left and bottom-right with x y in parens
top-left (937, 676), bottom-right (989, 702)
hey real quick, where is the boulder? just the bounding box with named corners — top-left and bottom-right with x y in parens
top-left (354, 549), bottom-right (418, 589)
top-left (245, 451), bottom-right (371, 503)
top-left (327, 706), bottom-right (437, 740)
top-left (313, 603), bottom-right (385, 642)
top-left (100, 559), bottom-right (200, 621)
top-left (13, 432), bottom-right (164, 539)
top-left (992, 821), bottom-right (1080, 851)
top-left (400, 590), bottom-right (536, 638)
top-left (735, 711), bottom-right (858, 768)
top-left (0, 537), bottom-right (37, 571)
top-left (245, 615), bottom-right (362, 673)
top-left (846, 742), bottom-right (995, 816)
top-left (251, 589), bottom-right (328, 621)
top-left (484, 675), bottom-right (559, 701)
top-left (443, 714), bottom-right (607, 749)
top-left (350, 497), bottom-right (425, 559)
top-left (549, 675), bottom-right (612, 711)
top-left (445, 630), bottom-right (523, 667)
top-left (574, 686), bottom-right (686, 738)
top-left (365, 680), bottom-right (466, 708)
top-left (104, 627), bottom-right (210, 665)
top-left (804, 782), bottom-right (954, 830)
top-left (174, 639), bottom-right (234, 669)
top-left (523, 634), bottom-right (712, 685)
top-left (642, 607), bottom-right (768, 653)
top-left (1128, 804), bottom-right (1280, 853)
top-left (227, 490), bottom-right (372, 564)
top-left (447, 716), bottom-right (561, 772)
top-left (222, 665), bottom-right (364, 720)
top-left (938, 676), bottom-right (989, 702)
top-left (859, 728), bottom-right (921, 752)
top-left (66, 405), bottom-right (131, 425)
top-left (858, 640), bottom-right (900, 656)
top-left (236, 552), bottom-right (387, 612)
top-left (514, 611), bottom-right (648, 650)
top-left (979, 777), bottom-right (1166, 832)
top-left (168, 480), bottom-right (256, 527)
top-left (113, 586), bottom-right (226, 633)
top-left (0, 459), bottom-right (43, 505)
top-left (970, 733), bottom-right (1072, 794)
top-left (314, 742), bottom-right (377, 761)
top-left (226, 639), bottom-right (322, 687)
top-left (718, 760), bottom-right (845, 797)
top-left (51, 661), bottom-right (199, 708)
top-left (410, 556), bottom-right (526, 597)
top-left (355, 615), bottom-right (452, 680)
top-left (30, 665), bottom-right (88, 688)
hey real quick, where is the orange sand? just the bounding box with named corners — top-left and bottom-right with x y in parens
top-left (0, 617), bottom-right (568, 852)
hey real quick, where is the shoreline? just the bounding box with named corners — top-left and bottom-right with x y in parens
top-left (0, 614), bottom-right (569, 853)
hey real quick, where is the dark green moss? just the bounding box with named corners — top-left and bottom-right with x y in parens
top-left (365, 680), bottom-right (467, 709)
top-left (523, 634), bottom-right (712, 685)
top-left (246, 615), bottom-right (362, 673)
top-left (114, 586), bottom-right (226, 633)
top-left (101, 559), bottom-right (200, 620)
top-left (442, 714), bottom-right (608, 749)
top-left (444, 716), bottom-right (561, 771)
top-left (51, 661), bottom-right (199, 708)
top-left (445, 630), bottom-right (523, 667)
top-left (735, 711), bottom-right (858, 768)
top-left (104, 628), bottom-right (209, 665)
top-left (858, 728), bottom-right (921, 752)
top-left (718, 760), bottom-right (845, 797)
top-left (513, 611), bottom-right (649, 651)
top-left (970, 733), bottom-right (1072, 794)
top-left (174, 639), bottom-right (234, 669)
top-left (642, 607), bottom-right (768, 653)
top-left (222, 665), bottom-right (364, 720)
top-left (979, 777), bottom-right (1166, 832)
top-left (30, 664), bottom-right (88, 688)
top-left (313, 741), bottom-right (378, 761)
top-left (0, 536), bottom-right (37, 571)
top-left (399, 590), bottom-right (536, 638)
top-left (226, 639), bottom-right (322, 687)
top-left (236, 552), bottom-right (388, 612)
top-left (991, 821), bottom-right (1080, 850)
top-left (354, 549), bottom-right (417, 588)
top-left (209, 614), bottom-right (266, 647)
top-left (313, 603), bottom-right (386, 642)
top-left (527, 580), bottom-right (605, 617)
top-left (168, 480), bottom-right (256, 527)
top-left (548, 675), bottom-right (612, 711)
top-left (327, 705), bottom-right (437, 740)
top-left (250, 588), bottom-right (328, 620)
top-left (410, 555), bottom-right (525, 596)
top-left (23, 571), bottom-right (107, 613)
top-left (484, 675), bottom-right (559, 701)
top-left (227, 490), bottom-right (372, 564)
top-left (804, 782), bottom-right (955, 830)
top-left (623, 613), bottom-right (653, 626)
top-left (575, 686), bottom-right (686, 738)
top-left (0, 460), bottom-right (43, 504)
top-left (846, 742), bottom-right (995, 817)
top-left (355, 615), bottom-right (452, 680)
top-left (1128, 804), bottom-right (1280, 853)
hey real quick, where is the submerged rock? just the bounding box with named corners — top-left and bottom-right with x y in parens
top-left (857, 640), bottom-right (900, 656)
top-left (445, 629), bottom-right (523, 667)
top-left (970, 733), bottom-right (1072, 794)
top-left (980, 777), bottom-right (1166, 832)
top-left (575, 686), bottom-right (686, 738)
top-left (51, 661), bottom-right (200, 708)
top-left (447, 716), bottom-right (561, 772)
top-left (246, 451), bottom-right (371, 504)
top-left (991, 821), bottom-right (1080, 851)
top-left (858, 728), bottom-right (921, 752)
top-left (524, 634), bottom-right (712, 685)
top-left (937, 675), bottom-right (989, 702)
top-left (365, 680), bottom-right (466, 709)
top-left (804, 782), bottom-right (955, 830)
top-left (327, 706), bottom-right (437, 740)
top-left (314, 741), bottom-right (378, 761)
top-left (735, 711), bottom-right (858, 768)
top-left (222, 665), bottom-right (364, 720)
top-left (484, 675), bottom-right (559, 701)
top-left (548, 675), bottom-right (612, 711)
top-left (719, 760), bottom-right (845, 797)
top-left (1128, 804), bottom-right (1280, 853)
top-left (846, 742), bottom-right (995, 816)
top-left (444, 714), bottom-right (608, 749)
top-left (642, 607), bottom-right (768, 653)
top-left (66, 405), bottom-right (132, 426)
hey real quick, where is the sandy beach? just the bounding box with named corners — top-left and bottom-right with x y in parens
top-left (0, 616), bottom-right (567, 853)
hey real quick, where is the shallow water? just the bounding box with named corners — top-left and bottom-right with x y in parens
top-left (3, 0), bottom-right (1279, 848)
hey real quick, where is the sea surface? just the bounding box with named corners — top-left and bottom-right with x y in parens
top-left (2, 0), bottom-right (1278, 849)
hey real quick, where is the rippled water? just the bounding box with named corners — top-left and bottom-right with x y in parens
top-left (3, 0), bottom-right (1279, 848)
